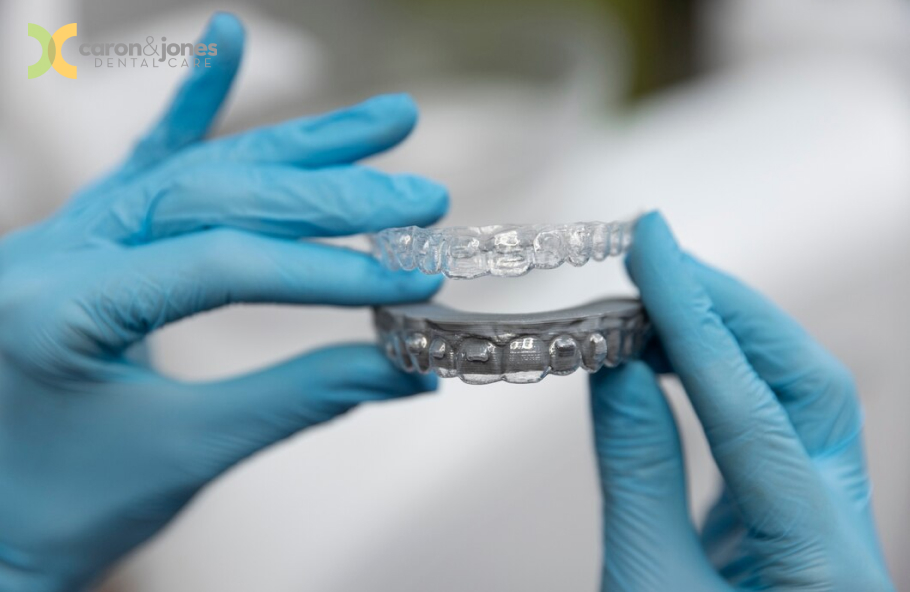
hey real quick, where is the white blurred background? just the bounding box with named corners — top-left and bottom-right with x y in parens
top-left (3, 0), bottom-right (910, 590)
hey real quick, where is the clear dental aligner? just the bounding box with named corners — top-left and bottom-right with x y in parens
top-left (374, 298), bottom-right (651, 385)
top-left (371, 221), bottom-right (634, 279)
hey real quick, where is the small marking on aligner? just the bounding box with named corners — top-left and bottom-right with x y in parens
top-left (429, 338), bottom-right (447, 359)
top-left (464, 341), bottom-right (493, 362)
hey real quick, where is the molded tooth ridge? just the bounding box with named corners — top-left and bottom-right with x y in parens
top-left (370, 220), bottom-right (635, 279)
top-left (373, 297), bottom-right (651, 385)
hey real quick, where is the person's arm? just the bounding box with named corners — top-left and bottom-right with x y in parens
top-left (0, 13), bottom-right (447, 591)
top-left (590, 211), bottom-right (894, 591)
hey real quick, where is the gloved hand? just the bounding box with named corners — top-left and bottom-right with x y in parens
top-left (590, 212), bottom-right (894, 591)
top-left (0, 13), bottom-right (447, 592)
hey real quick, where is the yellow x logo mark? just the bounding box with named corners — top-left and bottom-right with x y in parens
top-left (28, 23), bottom-right (77, 79)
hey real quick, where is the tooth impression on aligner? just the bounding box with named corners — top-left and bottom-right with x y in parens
top-left (372, 298), bottom-right (651, 385)
top-left (371, 220), bottom-right (634, 279)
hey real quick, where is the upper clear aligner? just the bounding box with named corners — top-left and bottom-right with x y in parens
top-left (371, 221), bottom-right (634, 279)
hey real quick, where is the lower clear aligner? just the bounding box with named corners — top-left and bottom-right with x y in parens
top-left (380, 329), bottom-right (647, 385)
top-left (371, 220), bottom-right (634, 279)
top-left (373, 298), bottom-right (651, 385)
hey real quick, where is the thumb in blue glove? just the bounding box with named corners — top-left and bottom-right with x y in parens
top-left (590, 212), bottom-right (893, 591)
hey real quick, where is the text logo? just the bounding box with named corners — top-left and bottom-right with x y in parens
top-left (28, 23), bottom-right (77, 79)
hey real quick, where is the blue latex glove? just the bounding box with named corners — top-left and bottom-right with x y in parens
top-left (0, 13), bottom-right (447, 591)
top-left (590, 212), bottom-right (894, 591)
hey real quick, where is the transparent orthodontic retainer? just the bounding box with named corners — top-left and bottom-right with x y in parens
top-left (371, 220), bottom-right (650, 385)
top-left (371, 221), bottom-right (633, 279)
top-left (373, 298), bottom-right (651, 385)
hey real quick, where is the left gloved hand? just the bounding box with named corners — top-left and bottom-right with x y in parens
top-left (0, 13), bottom-right (447, 591)
top-left (589, 212), bottom-right (894, 591)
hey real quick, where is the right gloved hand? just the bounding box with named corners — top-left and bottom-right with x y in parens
top-left (589, 212), bottom-right (894, 591)
top-left (0, 13), bottom-right (447, 592)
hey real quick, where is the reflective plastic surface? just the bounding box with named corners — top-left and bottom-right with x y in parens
top-left (374, 298), bottom-right (650, 385)
top-left (371, 221), bottom-right (633, 279)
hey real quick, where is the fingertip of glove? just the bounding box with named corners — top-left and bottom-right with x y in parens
top-left (359, 93), bottom-right (420, 129)
top-left (625, 210), bottom-right (690, 291)
top-left (414, 372), bottom-right (440, 393)
top-left (636, 209), bottom-right (667, 230)
top-left (195, 13), bottom-right (244, 75)
top-left (314, 345), bottom-right (439, 398)
top-left (205, 12), bottom-right (245, 44)
top-left (209, 12), bottom-right (243, 31)
top-left (398, 269), bottom-right (445, 297)
top-left (393, 174), bottom-right (450, 220)
top-left (369, 265), bottom-right (445, 303)
top-left (591, 360), bottom-right (653, 397)
top-left (374, 368), bottom-right (439, 401)
top-left (590, 361), bottom-right (667, 426)
top-left (352, 345), bottom-right (440, 395)
top-left (631, 210), bottom-right (677, 257)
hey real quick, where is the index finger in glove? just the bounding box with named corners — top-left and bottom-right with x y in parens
top-left (179, 93), bottom-right (421, 169)
top-left (122, 13), bottom-right (244, 176)
top-left (66, 13), bottom-right (245, 206)
top-left (85, 164), bottom-right (448, 244)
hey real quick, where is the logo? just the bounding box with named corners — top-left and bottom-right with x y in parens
top-left (79, 37), bottom-right (218, 69)
top-left (28, 23), bottom-right (217, 77)
top-left (28, 23), bottom-right (78, 79)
